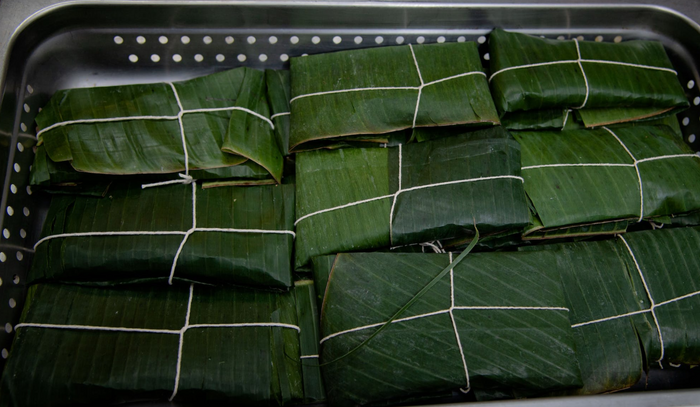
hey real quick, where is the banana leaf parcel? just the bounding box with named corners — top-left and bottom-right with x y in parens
top-left (29, 181), bottom-right (296, 288)
top-left (295, 127), bottom-right (530, 268)
top-left (32, 67), bottom-right (285, 185)
top-left (523, 226), bottom-right (700, 395)
top-left (489, 29), bottom-right (689, 130)
top-left (319, 251), bottom-right (581, 406)
top-left (289, 42), bottom-right (500, 152)
top-left (0, 282), bottom-right (324, 406)
top-left (513, 125), bottom-right (700, 239)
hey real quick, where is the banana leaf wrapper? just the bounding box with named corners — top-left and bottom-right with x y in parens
top-left (319, 251), bottom-right (581, 406)
top-left (514, 125), bottom-right (700, 239)
top-left (0, 282), bottom-right (326, 406)
top-left (489, 29), bottom-right (689, 130)
top-left (289, 42), bottom-right (500, 152)
top-left (33, 67), bottom-right (284, 184)
top-left (266, 69), bottom-right (292, 156)
top-left (294, 280), bottom-right (326, 402)
top-left (522, 226), bottom-right (700, 395)
top-left (30, 182), bottom-right (295, 288)
top-left (295, 127), bottom-right (530, 268)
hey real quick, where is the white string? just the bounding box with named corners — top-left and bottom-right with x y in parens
top-left (561, 109), bottom-right (572, 130)
top-left (618, 235), bottom-right (665, 365)
top-left (448, 252), bottom-right (471, 393)
top-left (15, 283), bottom-right (302, 401)
top-left (488, 51), bottom-right (678, 83)
top-left (290, 43), bottom-right (485, 131)
top-left (298, 143), bottom-right (524, 244)
top-left (34, 180), bottom-right (295, 284)
top-left (603, 127), bottom-right (644, 222)
top-left (300, 355), bottom-right (319, 359)
top-left (270, 111), bottom-right (291, 120)
top-left (37, 82), bottom-right (274, 189)
top-left (170, 283), bottom-right (194, 400)
top-left (522, 128), bottom-right (700, 223)
top-left (573, 39), bottom-right (590, 109)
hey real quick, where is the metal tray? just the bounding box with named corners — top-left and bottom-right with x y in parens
top-left (1, 1), bottom-right (700, 405)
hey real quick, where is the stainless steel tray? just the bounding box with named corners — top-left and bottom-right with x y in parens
top-left (1, 1), bottom-right (700, 405)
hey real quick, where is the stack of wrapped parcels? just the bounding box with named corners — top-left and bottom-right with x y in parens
top-left (2, 29), bottom-right (700, 407)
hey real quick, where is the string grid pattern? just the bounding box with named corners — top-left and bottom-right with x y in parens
top-left (489, 38), bottom-right (678, 111)
top-left (571, 235), bottom-right (700, 366)
top-left (521, 126), bottom-right (700, 223)
top-left (290, 44), bottom-right (487, 129)
top-left (15, 283), bottom-right (301, 401)
top-left (296, 143), bottom-right (525, 244)
top-left (36, 82), bottom-right (274, 188)
top-left (319, 252), bottom-right (569, 391)
top-left (34, 180), bottom-right (296, 285)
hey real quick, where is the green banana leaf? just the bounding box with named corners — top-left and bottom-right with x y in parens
top-left (266, 69), bottom-right (292, 156)
top-left (30, 182), bottom-right (295, 288)
top-left (294, 280), bottom-right (326, 402)
top-left (0, 282), bottom-right (320, 406)
top-left (319, 251), bottom-right (581, 406)
top-left (531, 226), bottom-right (700, 394)
top-left (295, 127), bottom-right (530, 268)
top-left (34, 67), bottom-right (284, 184)
top-left (289, 42), bottom-right (500, 152)
top-left (489, 29), bottom-right (689, 130)
top-left (514, 125), bottom-right (700, 238)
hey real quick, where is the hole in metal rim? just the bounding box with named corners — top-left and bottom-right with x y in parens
top-left (15, 252), bottom-right (22, 261)
top-left (113, 35), bottom-right (123, 45)
top-left (12, 275), bottom-right (19, 285)
top-left (19, 229), bottom-right (26, 239)
top-left (280, 54), bottom-right (289, 62)
top-left (437, 36), bottom-right (445, 43)
top-left (333, 36), bottom-right (342, 44)
top-left (259, 54), bottom-right (268, 62)
top-left (23, 103), bottom-right (30, 113)
top-left (614, 35), bottom-right (623, 43)
top-left (557, 35), bottom-right (566, 40)
top-left (10, 184), bottom-right (17, 194)
top-left (8, 299), bottom-right (15, 309)
top-left (172, 54), bottom-right (182, 62)
top-left (477, 36), bottom-right (486, 44)
top-left (216, 54), bottom-right (225, 62)
top-left (576, 35), bottom-right (585, 41)
top-left (0, 253), bottom-right (5, 263)
top-left (136, 35), bottom-right (146, 44)
top-left (150, 54), bottom-right (160, 63)
top-left (595, 35), bottom-right (604, 42)
top-left (458, 36), bottom-right (466, 43)
top-left (683, 117), bottom-right (690, 126)
top-left (416, 36), bottom-right (425, 44)
top-left (375, 36), bottom-right (384, 44)
top-left (396, 36), bottom-right (404, 44)
top-left (20, 123), bottom-right (27, 132)
top-left (4, 324), bottom-right (12, 334)
top-left (6, 207), bottom-right (13, 217)
top-left (694, 97), bottom-right (700, 106)
top-left (194, 54), bottom-right (204, 62)
top-left (128, 54), bottom-right (138, 63)
top-left (269, 36), bottom-right (278, 44)
top-left (203, 36), bottom-right (213, 45)
top-left (225, 36), bottom-right (234, 44)
top-left (354, 36), bottom-right (362, 44)
top-left (237, 54), bottom-right (246, 62)
top-left (690, 134), bottom-right (697, 143)
top-left (13, 163), bottom-right (20, 173)
top-left (312, 36), bottom-right (321, 44)
top-left (23, 207), bottom-right (29, 217)
top-left (16, 143), bottom-right (24, 153)
top-left (290, 36), bottom-right (299, 44)
top-left (688, 80), bottom-right (696, 89)
top-left (26, 84), bottom-right (33, 94)
top-left (181, 35), bottom-right (190, 44)
top-left (1, 350), bottom-right (8, 359)
top-left (26, 186), bottom-right (32, 195)
top-left (247, 36), bottom-right (256, 44)
top-left (159, 36), bottom-right (168, 44)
